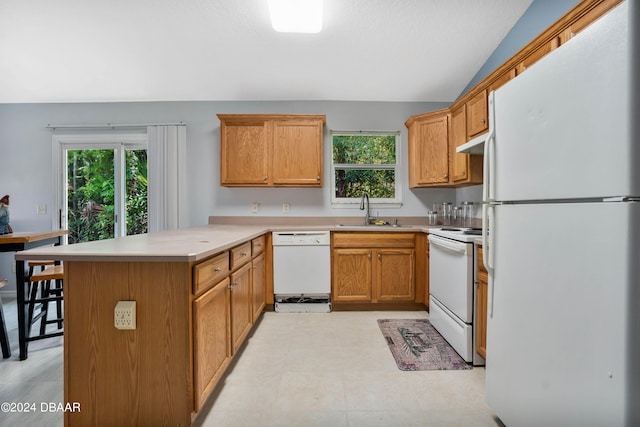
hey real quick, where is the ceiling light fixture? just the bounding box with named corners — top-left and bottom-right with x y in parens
top-left (268, 0), bottom-right (323, 33)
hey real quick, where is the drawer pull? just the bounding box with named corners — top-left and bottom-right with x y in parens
top-left (214, 267), bottom-right (221, 272)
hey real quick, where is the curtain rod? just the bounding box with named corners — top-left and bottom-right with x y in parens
top-left (46, 121), bottom-right (186, 130)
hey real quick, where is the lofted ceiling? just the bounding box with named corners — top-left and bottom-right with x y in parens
top-left (0, 0), bottom-right (534, 104)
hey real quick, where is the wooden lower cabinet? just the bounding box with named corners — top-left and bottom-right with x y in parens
top-left (332, 249), bottom-right (373, 302)
top-left (251, 252), bottom-right (266, 322)
top-left (230, 262), bottom-right (252, 353)
top-left (193, 278), bottom-right (231, 411)
top-left (476, 246), bottom-right (488, 359)
top-left (332, 233), bottom-right (416, 304)
top-left (376, 249), bottom-right (415, 301)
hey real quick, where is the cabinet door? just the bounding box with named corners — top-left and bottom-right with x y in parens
top-left (465, 90), bottom-right (488, 138)
top-left (230, 263), bottom-right (252, 353)
top-left (476, 246), bottom-right (488, 359)
top-left (425, 243), bottom-right (430, 309)
top-left (332, 249), bottom-right (372, 302)
top-left (408, 113), bottom-right (449, 186)
top-left (375, 249), bottom-right (415, 302)
top-left (220, 120), bottom-right (270, 186)
top-left (515, 37), bottom-right (560, 75)
top-left (193, 278), bottom-right (230, 411)
top-left (450, 104), bottom-right (469, 183)
top-left (251, 252), bottom-right (266, 323)
top-left (559, 0), bottom-right (620, 44)
top-left (487, 69), bottom-right (516, 94)
top-left (271, 119), bottom-right (323, 186)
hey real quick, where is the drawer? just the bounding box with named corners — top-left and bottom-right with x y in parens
top-left (252, 235), bottom-right (265, 257)
top-left (332, 232), bottom-right (415, 248)
top-left (230, 241), bottom-right (252, 270)
top-left (193, 252), bottom-right (230, 295)
top-left (477, 246), bottom-right (487, 273)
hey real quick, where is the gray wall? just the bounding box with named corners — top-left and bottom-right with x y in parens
top-left (0, 100), bottom-right (460, 290)
top-left (458, 0), bottom-right (581, 97)
top-left (0, 1), bottom-right (579, 292)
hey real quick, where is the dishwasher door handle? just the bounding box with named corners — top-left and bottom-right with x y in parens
top-left (428, 235), bottom-right (470, 255)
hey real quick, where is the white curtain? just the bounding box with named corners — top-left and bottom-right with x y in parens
top-left (147, 125), bottom-right (187, 232)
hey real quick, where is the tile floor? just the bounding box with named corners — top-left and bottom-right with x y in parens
top-left (0, 296), bottom-right (501, 427)
top-left (194, 310), bottom-right (500, 427)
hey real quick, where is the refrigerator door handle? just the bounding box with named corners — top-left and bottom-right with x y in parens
top-left (483, 92), bottom-right (496, 203)
top-left (482, 203), bottom-right (496, 317)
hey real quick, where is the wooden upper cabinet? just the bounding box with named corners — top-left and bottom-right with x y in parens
top-left (515, 36), bottom-right (560, 75)
top-left (487, 69), bottom-right (517, 94)
top-left (219, 118), bottom-right (269, 186)
top-left (560, 0), bottom-right (622, 44)
top-left (406, 109), bottom-right (450, 187)
top-left (218, 114), bottom-right (325, 187)
top-left (465, 90), bottom-right (488, 138)
top-left (271, 119), bottom-right (323, 186)
top-left (450, 104), bottom-right (468, 183)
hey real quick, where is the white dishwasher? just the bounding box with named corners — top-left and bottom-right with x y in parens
top-left (272, 231), bottom-right (331, 313)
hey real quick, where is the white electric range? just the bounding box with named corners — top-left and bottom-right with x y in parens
top-left (428, 227), bottom-right (485, 365)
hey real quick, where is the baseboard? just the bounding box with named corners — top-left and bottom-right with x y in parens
top-left (0, 290), bottom-right (16, 299)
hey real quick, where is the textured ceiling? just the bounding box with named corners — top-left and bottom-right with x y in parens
top-left (0, 0), bottom-right (534, 103)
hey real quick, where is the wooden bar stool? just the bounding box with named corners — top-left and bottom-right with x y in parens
top-left (28, 265), bottom-right (64, 337)
top-left (27, 260), bottom-right (55, 279)
top-left (0, 278), bottom-right (10, 358)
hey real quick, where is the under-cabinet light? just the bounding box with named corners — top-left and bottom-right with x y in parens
top-left (268, 0), bottom-right (323, 33)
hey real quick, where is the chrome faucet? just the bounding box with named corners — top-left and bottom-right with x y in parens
top-left (360, 191), bottom-right (370, 225)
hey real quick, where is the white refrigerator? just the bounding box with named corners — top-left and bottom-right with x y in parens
top-left (483, 2), bottom-right (640, 426)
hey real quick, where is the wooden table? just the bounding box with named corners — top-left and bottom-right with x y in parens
top-left (0, 230), bottom-right (67, 360)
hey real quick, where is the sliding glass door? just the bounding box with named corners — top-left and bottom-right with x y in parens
top-left (53, 134), bottom-right (148, 243)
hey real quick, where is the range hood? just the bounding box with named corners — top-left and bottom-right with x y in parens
top-left (456, 131), bottom-right (488, 155)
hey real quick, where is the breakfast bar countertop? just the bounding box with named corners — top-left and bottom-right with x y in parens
top-left (14, 222), bottom-right (441, 263)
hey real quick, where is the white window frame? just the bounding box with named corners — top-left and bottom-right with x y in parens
top-left (52, 133), bottom-right (148, 241)
top-left (330, 130), bottom-right (402, 208)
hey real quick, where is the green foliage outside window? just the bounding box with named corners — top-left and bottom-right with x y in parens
top-left (332, 134), bottom-right (397, 199)
top-left (67, 149), bottom-right (147, 244)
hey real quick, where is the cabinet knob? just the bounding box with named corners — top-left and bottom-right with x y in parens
top-left (228, 284), bottom-right (233, 291)
top-left (480, 119), bottom-right (486, 124)
top-left (461, 171), bottom-right (466, 176)
top-left (233, 280), bottom-right (238, 286)
top-left (377, 253), bottom-right (382, 260)
top-left (443, 174), bottom-right (449, 179)
top-left (241, 252), bottom-right (248, 257)
top-left (214, 267), bottom-right (221, 272)
top-left (263, 176), bottom-right (268, 181)
top-left (368, 253), bottom-right (371, 259)
top-left (316, 176), bottom-right (320, 180)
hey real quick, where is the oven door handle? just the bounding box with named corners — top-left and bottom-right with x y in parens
top-left (428, 235), bottom-right (470, 255)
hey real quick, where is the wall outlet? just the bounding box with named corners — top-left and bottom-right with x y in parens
top-left (114, 301), bottom-right (136, 330)
top-left (251, 202), bottom-right (259, 213)
top-left (37, 204), bottom-right (47, 215)
top-left (282, 202), bottom-right (290, 213)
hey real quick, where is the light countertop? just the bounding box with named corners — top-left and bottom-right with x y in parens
top-left (15, 223), bottom-right (435, 263)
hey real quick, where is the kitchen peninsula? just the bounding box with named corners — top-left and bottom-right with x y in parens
top-left (16, 222), bottom-right (430, 426)
top-left (16, 225), bottom-right (269, 426)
